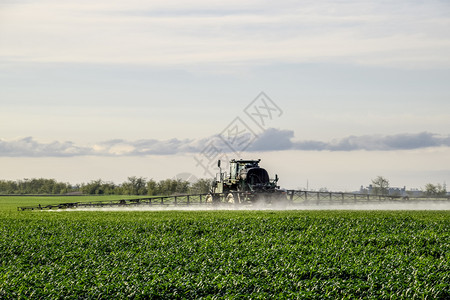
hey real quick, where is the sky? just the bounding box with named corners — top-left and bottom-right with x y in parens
top-left (1, 0), bottom-right (450, 191)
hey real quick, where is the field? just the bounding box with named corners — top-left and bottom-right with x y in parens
top-left (1, 196), bottom-right (449, 298)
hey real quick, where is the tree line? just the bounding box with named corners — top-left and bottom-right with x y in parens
top-left (0, 178), bottom-right (74, 195)
top-left (0, 177), bottom-right (212, 195)
top-left (367, 176), bottom-right (447, 197)
top-left (1, 176), bottom-right (447, 197)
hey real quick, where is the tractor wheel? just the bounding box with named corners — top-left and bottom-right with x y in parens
top-left (226, 193), bottom-right (240, 204)
top-left (205, 194), bottom-right (214, 203)
top-left (206, 194), bottom-right (220, 204)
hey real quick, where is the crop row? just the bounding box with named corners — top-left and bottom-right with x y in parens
top-left (0, 210), bottom-right (449, 298)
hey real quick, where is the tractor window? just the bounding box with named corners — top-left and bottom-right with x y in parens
top-left (230, 163), bottom-right (238, 179)
top-left (246, 168), bottom-right (270, 184)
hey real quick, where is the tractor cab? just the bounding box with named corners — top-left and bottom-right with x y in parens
top-left (229, 159), bottom-right (261, 180)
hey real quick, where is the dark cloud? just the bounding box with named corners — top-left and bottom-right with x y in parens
top-left (292, 132), bottom-right (450, 151)
top-left (382, 132), bottom-right (442, 150)
top-left (248, 128), bottom-right (294, 151)
top-left (1, 130), bottom-right (449, 157)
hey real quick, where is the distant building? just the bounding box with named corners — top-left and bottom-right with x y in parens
top-left (406, 188), bottom-right (424, 197)
top-left (387, 186), bottom-right (407, 197)
top-left (359, 185), bottom-right (424, 197)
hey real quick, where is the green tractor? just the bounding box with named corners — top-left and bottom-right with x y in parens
top-left (207, 159), bottom-right (287, 204)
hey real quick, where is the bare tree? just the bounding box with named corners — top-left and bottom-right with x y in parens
top-left (425, 183), bottom-right (447, 197)
top-left (371, 176), bottom-right (389, 195)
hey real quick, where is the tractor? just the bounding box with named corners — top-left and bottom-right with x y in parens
top-left (207, 159), bottom-right (287, 204)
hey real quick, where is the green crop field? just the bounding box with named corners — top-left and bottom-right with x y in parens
top-left (1, 197), bottom-right (449, 299)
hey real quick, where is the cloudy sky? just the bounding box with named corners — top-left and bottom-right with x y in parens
top-left (1, 0), bottom-right (449, 191)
